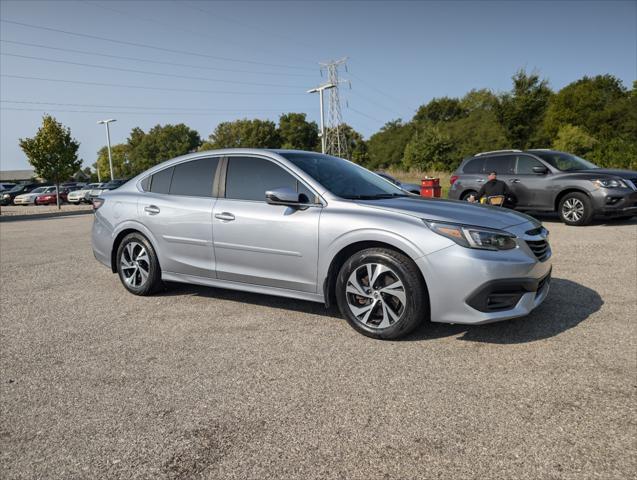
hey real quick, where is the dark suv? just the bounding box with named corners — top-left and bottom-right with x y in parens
top-left (448, 149), bottom-right (637, 225)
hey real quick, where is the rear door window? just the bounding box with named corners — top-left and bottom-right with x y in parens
top-left (462, 158), bottom-right (485, 174)
top-left (150, 167), bottom-right (174, 194)
top-left (169, 157), bottom-right (219, 197)
top-left (484, 155), bottom-right (515, 174)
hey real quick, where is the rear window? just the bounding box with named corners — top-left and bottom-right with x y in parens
top-left (149, 167), bottom-right (173, 194)
top-left (462, 158), bottom-right (485, 173)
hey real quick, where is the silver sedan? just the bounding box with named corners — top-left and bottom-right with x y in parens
top-left (92, 149), bottom-right (551, 339)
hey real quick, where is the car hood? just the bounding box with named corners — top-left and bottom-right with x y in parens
top-left (573, 168), bottom-right (637, 179)
top-left (356, 197), bottom-right (539, 230)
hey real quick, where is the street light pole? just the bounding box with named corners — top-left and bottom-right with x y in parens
top-left (307, 84), bottom-right (335, 154)
top-left (97, 119), bottom-right (117, 181)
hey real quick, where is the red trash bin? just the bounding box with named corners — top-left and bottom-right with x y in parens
top-left (420, 177), bottom-right (441, 198)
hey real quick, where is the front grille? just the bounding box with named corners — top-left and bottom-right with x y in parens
top-left (526, 239), bottom-right (550, 262)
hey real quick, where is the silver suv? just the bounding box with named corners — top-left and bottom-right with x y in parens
top-left (448, 149), bottom-right (637, 225)
top-left (92, 149), bottom-right (552, 339)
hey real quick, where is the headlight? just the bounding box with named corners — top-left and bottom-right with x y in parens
top-left (425, 220), bottom-right (517, 251)
top-left (591, 178), bottom-right (628, 189)
top-left (2, 194), bottom-right (9, 198)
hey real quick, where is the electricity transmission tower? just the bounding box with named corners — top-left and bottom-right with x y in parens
top-left (319, 58), bottom-right (349, 158)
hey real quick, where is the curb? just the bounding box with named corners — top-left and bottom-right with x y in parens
top-left (0, 209), bottom-right (93, 222)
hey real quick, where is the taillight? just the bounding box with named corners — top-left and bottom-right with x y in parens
top-left (92, 198), bottom-right (105, 210)
top-left (450, 175), bottom-right (459, 185)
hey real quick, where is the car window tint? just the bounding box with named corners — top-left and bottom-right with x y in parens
top-left (226, 156), bottom-right (298, 202)
top-left (463, 158), bottom-right (485, 173)
top-left (150, 167), bottom-right (174, 194)
top-left (139, 176), bottom-right (150, 191)
top-left (516, 155), bottom-right (544, 174)
top-left (169, 157), bottom-right (219, 197)
top-left (484, 155), bottom-right (515, 174)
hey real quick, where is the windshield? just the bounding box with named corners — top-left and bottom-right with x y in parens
top-left (532, 151), bottom-right (599, 171)
top-left (280, 152), bottom-right (408, 199)
top-left (31, 187), bottom-right (47, 194)
top-left (8, 185), bottom-right (26, 193)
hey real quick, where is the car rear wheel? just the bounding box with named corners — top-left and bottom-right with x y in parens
top-left (461, 190), bottom-right (478, 201)
top-left (116, 233), bottom-right (162, 295)
top-left (558, 192), bottom-right (593, 226)
top-left (335, 248), bottom-right (428, 340)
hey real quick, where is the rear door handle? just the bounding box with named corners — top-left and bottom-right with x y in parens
top-left (215, 212), bottom-right (235, 222)
top-left (476, 179), bottom-right (485, 183)
top-left (509, 179), bottom-right (521, 183)
top-left (144, 205), bottom-right (160, 215)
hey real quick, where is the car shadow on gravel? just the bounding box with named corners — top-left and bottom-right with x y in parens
top-left (163, 278), bottom-right (602, 345)
top-left (404, 278), bottom-right (603, 344)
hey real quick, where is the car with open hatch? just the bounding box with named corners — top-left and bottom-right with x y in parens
top-left (92, 149), bottom-right (552, 339)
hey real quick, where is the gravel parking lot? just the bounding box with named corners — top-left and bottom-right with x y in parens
top-left (1, 215), bottom-right (635, 479)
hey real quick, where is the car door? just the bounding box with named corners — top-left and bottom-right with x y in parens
top-left (484, 155), bottom-right (515, 186)
top-left (139, 156), bottom-right (219, 278)
top-left (212, 155), bottom-right (321, 293)
top-left (458, 157), bottom-right (486, 197)
top-left (511, 155), bottom-right (551, 208)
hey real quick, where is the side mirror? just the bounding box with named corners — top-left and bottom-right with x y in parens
top-left (265, 187), bottom-right (303, 206)
top-left (532, 166), bottom-right (549, 175)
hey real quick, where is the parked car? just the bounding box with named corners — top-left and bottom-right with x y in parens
top-left (92, 149), bottom-right (552, 340)
top-left (88, 179), bottom-right (127, 202)
top-left (448, 149), bottom-right (637, 226)
top-left (67, 183), bottom-right (105, 204)
top-left (375, 172), bottom-right (421, 194)
top-left (13, 186), bottom-right (57, 205)
top-left (34, 188), bottom-right (70, 205)
top-left (0, 183), bottom-right (50, 205)
top-left (0, 182), bottom-right (16, 192)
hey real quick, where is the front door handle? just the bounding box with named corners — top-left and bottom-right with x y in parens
top-left (215, 212), bottom-right (235, 222)
top-left (476, 179), bottom-right (485, 183)
top-left (144, 205), bottom-right (160, 215)
top-left (509, 179), bottom-right (521, 183)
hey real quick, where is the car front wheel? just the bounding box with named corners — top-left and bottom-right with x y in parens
top-left (116, 233), bottom-right (162, 295)
top-left (558, 192), bottom-right (593, 226)
top-left (335, 248), bottom-right (428, 339)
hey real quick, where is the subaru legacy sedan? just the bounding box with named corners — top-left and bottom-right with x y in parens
top-left (92, 149), bottom-right (552, 339)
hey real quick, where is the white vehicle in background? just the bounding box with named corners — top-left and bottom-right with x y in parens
top-left (13, 186), bottom-right (57, 205)
top-left (67, 183), bottom-right (105, 204)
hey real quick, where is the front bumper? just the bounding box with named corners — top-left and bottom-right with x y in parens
top-left (416, 225), bottom-right (552, 325)
top-left (590, 188), bottom-right (637, 216)
top-left (13, 197), bottom-right (34, 205)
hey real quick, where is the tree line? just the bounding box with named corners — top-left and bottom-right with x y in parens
top-left (21, 70), bottom-right (637, 185)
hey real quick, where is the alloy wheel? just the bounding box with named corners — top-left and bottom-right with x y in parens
top-left (120, 241), bottom-right (150, 288)
top-left (562, 198), bottom-right (585, 222)
top-left (345, 263), bottom-right (406, 329)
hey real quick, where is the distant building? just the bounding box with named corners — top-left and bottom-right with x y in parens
top-left (0, 169), bottom-right (38, 182)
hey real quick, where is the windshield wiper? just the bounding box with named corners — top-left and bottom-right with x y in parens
top-left (343, 193), bottom-right (410, 200)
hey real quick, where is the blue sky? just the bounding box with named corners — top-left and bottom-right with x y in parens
top-left (1, 0), bottom-right (635, 171)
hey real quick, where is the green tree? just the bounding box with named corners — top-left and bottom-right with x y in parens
top-left (414, 97), bottom-right (466, 123)
top-left (403, 126), bottom-right (455, 171)
top-left (495, 69), bottom-right (552, 149)
top-left (203, 118), bottom-right (280, 150)
top-left (367, 120), bottom-right (415, 169)
top-left (588, 137), bottom-right (637, 170)
top-left (94, 144), bottom-right (132, 180)
top-left (278, 113), bottom-right (319, 150)
top-left (552, 124), bottom-right (597, 156)
top-left (460, 89), bottom-right (499, 113)
top-left (127, 124), bottom-right (201, 173)
top-left (19, 114), bottom-right (81, 209)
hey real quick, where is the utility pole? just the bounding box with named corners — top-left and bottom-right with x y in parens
top-left (319, 58), bottom-right (349, 158)
top-left (307, 83), bottom-right (335, 153)
top-left (97, 119), bottom-right (117, 181)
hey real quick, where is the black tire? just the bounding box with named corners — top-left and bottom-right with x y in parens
top-left (461, 190), bottom-right (478, 201)
top-left (335, 248), bottom-right (428, 340)
top-left (116, 232), bottom-right (162, 296)
top-left (558, 192), bottom-right (593, 226)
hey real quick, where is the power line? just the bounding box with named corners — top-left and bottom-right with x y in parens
top-left (347, 65), bottom-right (413, 113)
top-left (1, 100), bottom-right (290, 112)
top-left (347, 106), bottom-right (383, 124)
top-left (1, 74), bottom-right (307, 96)
top-left (0, 18), bottom-right (315, 71)
top-left (1, 52), bottom-right (307, 89)
top-left (0, 40), bottom-right (315, 78)
top-left (0, 107), bottom-right (294, 116)
top-left (347, 89), bottom-right (404, 119)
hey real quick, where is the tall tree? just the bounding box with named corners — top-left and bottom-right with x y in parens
top-left (367, 120), bottom-right (415, 169)
top-left (127, 124), bottom-right (201, 173)
top-left (203, 119), bottom-right (281, 150)
top-left (94, 144), bottom-right (131, 180)
top-left (278, 113), bottom-right (319, 151)
top-left (495, 70), bottom-right (552, 149)
top-left (403, 126), bottom-right (455, 171)
top-left (19, 114), bottom-right (81, 209)
top-left (414, 97), bottom-right (467, 123)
